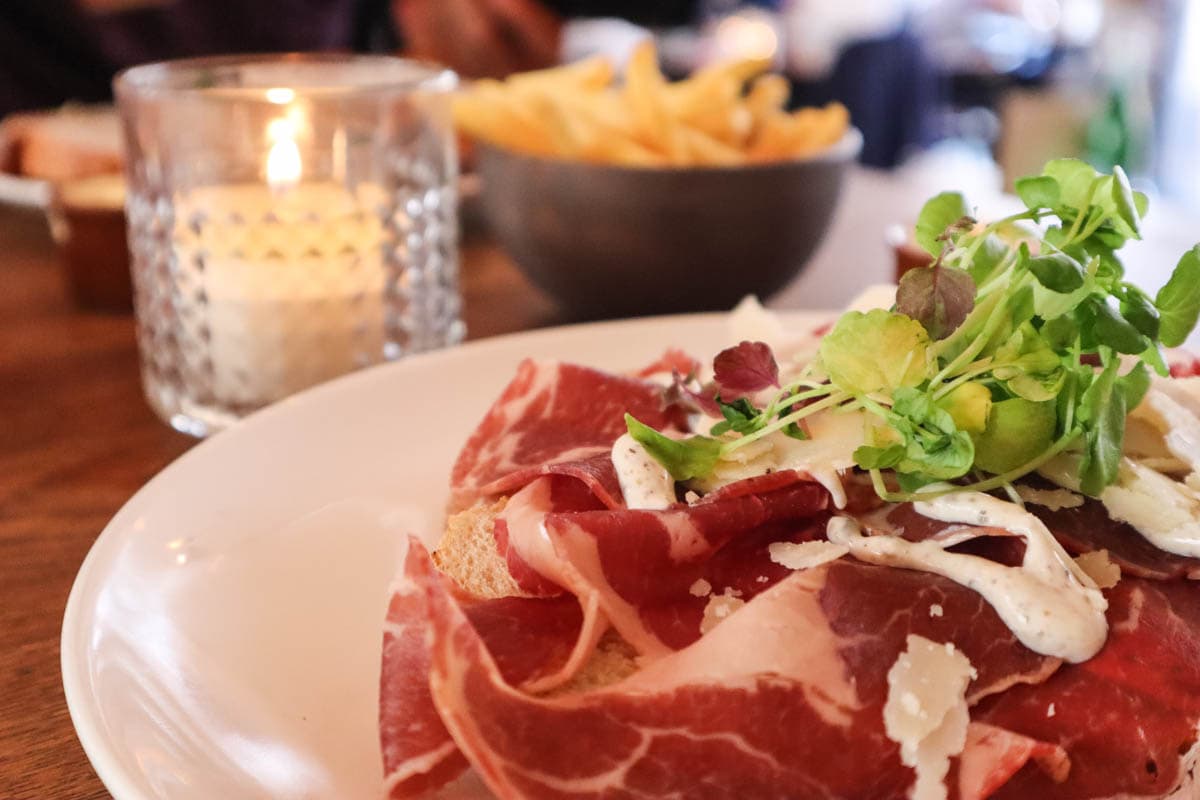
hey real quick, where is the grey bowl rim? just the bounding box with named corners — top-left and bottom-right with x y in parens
top-left (475, 127), bottom-right (864, 177)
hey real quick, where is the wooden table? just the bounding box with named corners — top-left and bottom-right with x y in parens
top-left (0, 207), bottom-right (565, 800)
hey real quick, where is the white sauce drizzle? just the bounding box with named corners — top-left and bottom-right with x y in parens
top-left (611, 433), bottom-right (676, 510)
top-left (827, 491), bottom-right (1109, 663)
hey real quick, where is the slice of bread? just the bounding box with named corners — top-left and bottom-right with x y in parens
top-left (433, 498), bottom-right (526, 600)
top-left (433, 496), bottom-right (639, 692)
top-left (2, 105), bottom-right (123, 182)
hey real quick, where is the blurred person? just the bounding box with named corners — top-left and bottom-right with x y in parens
top-left (0, 0), bottom-right (401, 115)
top-left (395, 0), bottom-right (563, 78)
top-left (0, 0), bottom-right (701, 116)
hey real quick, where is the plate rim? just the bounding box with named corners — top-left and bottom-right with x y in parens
top-left (59, 308), bottom-right (826, 799)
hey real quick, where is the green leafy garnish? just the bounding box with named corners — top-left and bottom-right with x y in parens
top-left (625, 414), bottom-right (722, 481)
top-left (914, 192), bottom-right (971, 256)
top-left (1156, 245), bottom-right (1200, 347)
top-left (819, 310), bottom-right (929, 394)
top-left (624, 159), bottom-right (1200, 502)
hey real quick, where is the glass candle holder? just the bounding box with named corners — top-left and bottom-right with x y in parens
top-left (115, 54), bottom-right (463, 437)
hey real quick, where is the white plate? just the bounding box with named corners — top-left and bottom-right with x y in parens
top-left (61, 310), bottom-right (826, 800)
top-left (0, 170), bottom-right (51, 208)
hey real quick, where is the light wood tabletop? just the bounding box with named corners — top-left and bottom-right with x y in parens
top-left (0, 207), bottom-right (566, 800)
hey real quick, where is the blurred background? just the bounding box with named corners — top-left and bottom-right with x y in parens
top-left (1, 0), bottom-right (1196, 208)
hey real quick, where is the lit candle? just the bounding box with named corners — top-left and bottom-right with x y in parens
top-left (173, 98), bottom-right (387, 408)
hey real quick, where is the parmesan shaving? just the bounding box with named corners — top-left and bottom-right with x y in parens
top-left (1073, 550), bottom-right (1121, 589)
top-left (699, 590), bottom-right (745, 634)
top-left (768, 540), bottom-right (848, 571)
top-left (687, 408), bottom-right (864, 509)
top-left (1100, 458), bottom-right (1200, 558)
top-left (883, 635), bottom-right (977, 800)
top-left (1014, 485), bottom-right (1084, 512)
top-left (688, 578), bottom-right (712, 597)
top-left (1042, 453), bottom-right (1200, 558)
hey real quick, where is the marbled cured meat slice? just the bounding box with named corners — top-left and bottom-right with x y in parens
top-left (381, 543), bottom-right (589, 798)
top-left (492, 475), bottom-right (611, 598)
top-left (955, 723), bottom-right (1070, 799)
top-left (449, 360), bottom-right (682, 510)
top-left (381, 544), bottom-right (468, 799)
top-left (977, 577), bottom-right (1200, 799)
top-left (1028, 491), bottom-right (1200, 580)
top-left (398, 538), bottom-right (1063, 800)
top-left (820, 561), bottom-right (1061, 705)
top-left (632, 347), bottom-right (702, 379)
top-left (542, 478), bottom-right (831, 656)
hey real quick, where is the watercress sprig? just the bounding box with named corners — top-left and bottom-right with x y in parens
top-left (626, 159), bottom-right (1200, 500)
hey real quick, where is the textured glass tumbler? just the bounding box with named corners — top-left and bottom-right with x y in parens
top-left (115, 54), bottom-right (463, 436)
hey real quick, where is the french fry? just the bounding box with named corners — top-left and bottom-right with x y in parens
top-left (744, 74), bottom-right (790, 134)
top-left (624, 40), bottom-right (685, 162)
top-left (680, 126), bottom-right (745, 166)
top-left (506, 56), bottom-right (614, 93)
top-left (451, 44), bottom-right (849, 167)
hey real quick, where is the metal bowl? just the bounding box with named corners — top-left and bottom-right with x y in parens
top-left (476, 128), bottom-right (861, 318)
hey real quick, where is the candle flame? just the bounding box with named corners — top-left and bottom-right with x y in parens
top-left (266, 116), bottom-right (302, 190)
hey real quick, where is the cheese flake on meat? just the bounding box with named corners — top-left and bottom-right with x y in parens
top-left (1073, 549), bottom-right (1121, 589)
top-left (768, 540), bottom-right (848, 571)
top-left (884, 635), bottom-right (977, 800)
top-left (699, 590), bottom-right (745, 635)
top-left (1101, 458), bottom-right (1200, 558)
top-left (1014, 484), bottom-right (1084, 511)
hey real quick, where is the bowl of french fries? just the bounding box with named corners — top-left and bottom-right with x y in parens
top-left (454, 42), bottom-right (860, 317)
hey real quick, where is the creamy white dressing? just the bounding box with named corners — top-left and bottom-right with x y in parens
top-left (827, 491), bottom-right (1109, 663)
top-left (610, 433), bottom-right (675, 510)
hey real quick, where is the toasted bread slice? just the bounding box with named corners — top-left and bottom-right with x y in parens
top-left (433, 495), bottom-right (639, 692)
top-left (433, 498), bottom-right (525, 600)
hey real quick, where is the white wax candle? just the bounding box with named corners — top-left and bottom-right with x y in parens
top-left (172, 182), bottom-right (387, 406)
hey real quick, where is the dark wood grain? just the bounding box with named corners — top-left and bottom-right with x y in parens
top-left (0, 208), bottom-right (562, 800)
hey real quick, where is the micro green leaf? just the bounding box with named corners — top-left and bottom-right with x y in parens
top-left (1111, 165), bottom-right (1142, 238)
top-left (1043, 158), bottom-right (1099, 211)
top-left (1040, 314), bottom-right (1078, 350)
top-left (710, 398), bottom-right (760, 436)
top-left (1088, 298), bottom-right (1150, 354)
top-left (712, 341), bottom-right (780, 399)
top-left (1119, 286), bottom-right (1160, 339)
top-left (818, 310), bottom-right (931, 395)
top-left (915, 191), bottom-right (971, 256)
top-left (1015, 175), bottom-right (1060, 210)
top-left (1078, 361), bottom-right (1125, 496)
top-left (1156, 244), bottom-right (1200, 347)
top-left (967, 234), bottom-right (1008, 286)
top-left (1027, 251), bottom-right (1086, 293)
top-left (1119, 361), bottom-right (1151, 410)
top-left (895, 264), bottom-right (976, 340)
top-left (625, 414), bottom-right (722, 482)
top-left (853, 443), bottom-right (906, 469)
